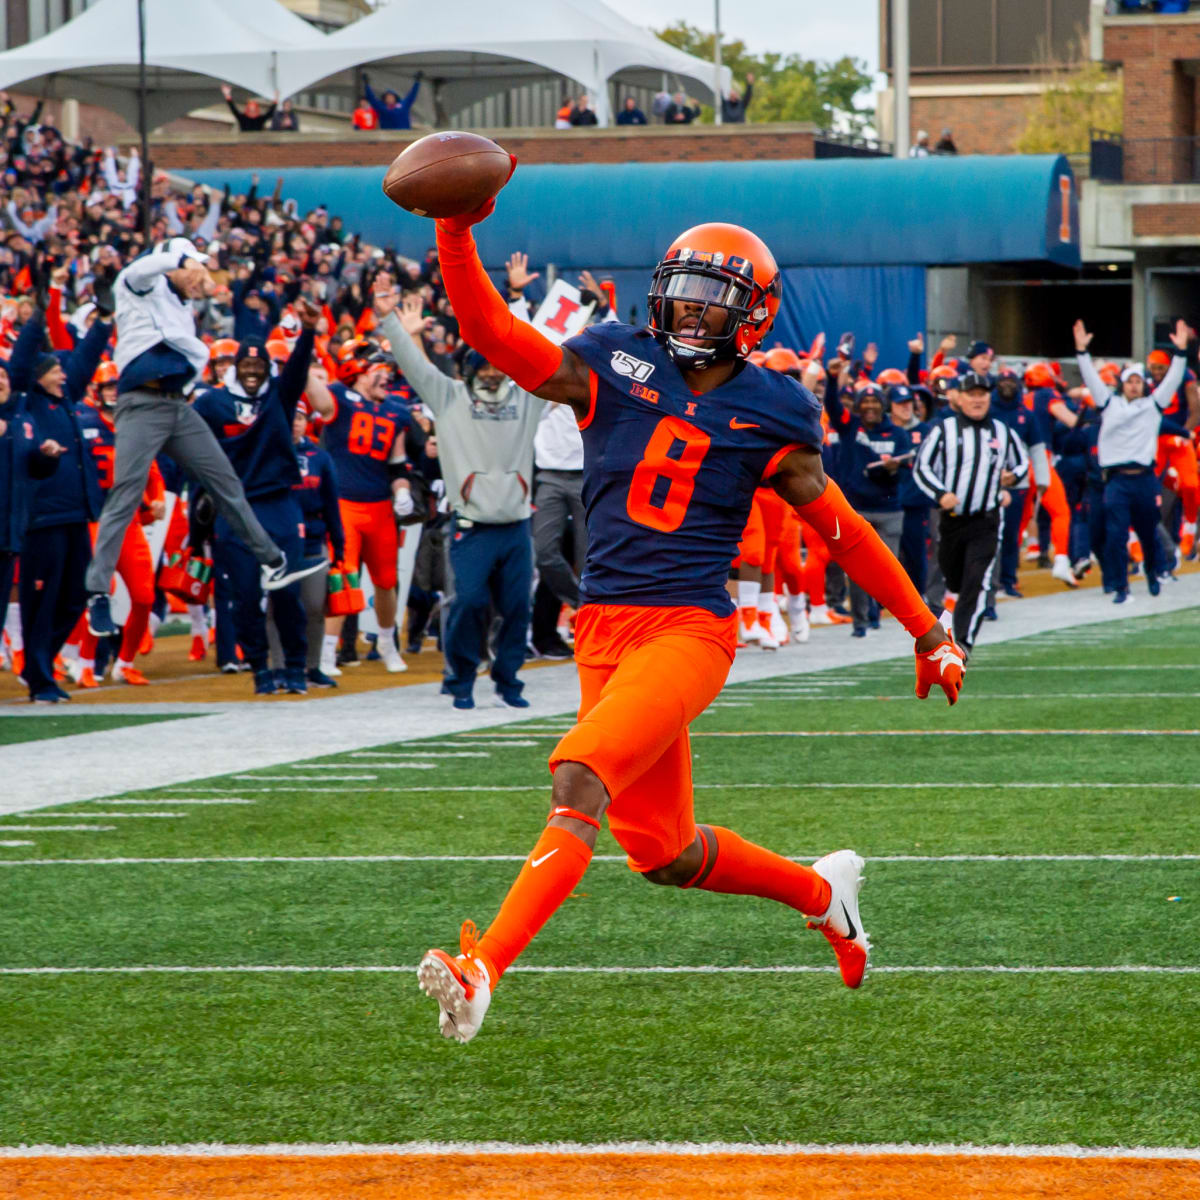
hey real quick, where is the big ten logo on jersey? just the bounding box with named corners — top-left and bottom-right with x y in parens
top-left (610, 349), bottom-right (655, 383)
top-left (532, 279), bottom-right (595, 344)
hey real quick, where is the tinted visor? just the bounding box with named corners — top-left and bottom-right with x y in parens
top-left (661, 269), bottom-right (752, 311)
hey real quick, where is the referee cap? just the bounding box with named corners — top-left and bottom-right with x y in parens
top-left (959, 371), bottom-right (992, 393)
top-left (1120, 362), bottom-right (1146, 383)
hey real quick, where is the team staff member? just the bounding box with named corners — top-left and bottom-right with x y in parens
top-left (915, 371), bottom-right (1030, 656)
top-left (8, 303), bottom-right (111, 701)
top-left (1074, 318), bottom-right (1189, 604)
top-left (824, 364), bottom-right (912, 637)
top-left (890, 382), bottom-right (935, 600)
top-left (379, 288), bottom-right (542, 710)
top-left (989, 367), bottom-right (1035, 597)
top-left (191, 307), bottom-right (321, 695)
top-left (267, 398), bottom-right (346, 689)
top-left (0, 362), bottom-right (63, 673)
top-left (85, 237), bottom-right (313, 642)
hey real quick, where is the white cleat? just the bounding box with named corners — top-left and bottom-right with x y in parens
top-left (379, 638), bottom-right (408, 674)
top-left (417, 923), bottom-right (493, 1044)
top-left (808, 604), bottom-right (834, 626)
top-left (791, 610), bottom-right (811, 643)
top-left (1051, 554), bottom-right (1078, 589)
top-left (768, 610), bottom-right (790, 646)
top-left (809, 849), bottom-right (870, 988)
top-left (319, 651), bottom-right (342, 678)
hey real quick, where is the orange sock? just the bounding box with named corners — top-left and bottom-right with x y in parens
top-left (476, 824), bottom-right (593, 983)
top-left (693, 825), bottom-right (831, 915)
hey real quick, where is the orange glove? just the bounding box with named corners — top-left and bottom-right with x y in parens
top-left (915, 639), bottom-right (966, 705)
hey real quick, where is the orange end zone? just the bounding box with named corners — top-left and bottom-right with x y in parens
top-left (2, 1152), bottom-right (1197, 1200)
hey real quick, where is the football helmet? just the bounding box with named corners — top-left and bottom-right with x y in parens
top-left (763, 347), bottom-right (804, 376)
top-left (648, 222), bottom-right (781, 369)
top-left (875, 367), bottom-right (908, 387)
top-left (209, 337), bottom-right (238, 362)
top-left (265, 338), bottom-right (290, 364)
top-left (1024, 362), bottom-right (1057, 390)
top-left (929, 364), bottom-right (960, 396)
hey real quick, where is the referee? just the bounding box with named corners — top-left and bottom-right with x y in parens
top-left (915, 371), bottom-right (1030, 656)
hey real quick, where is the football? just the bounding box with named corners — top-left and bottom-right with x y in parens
top-left (382, 130), bottom-right (513, 219)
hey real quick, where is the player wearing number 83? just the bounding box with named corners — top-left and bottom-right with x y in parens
top-left (417, 190), bottom-right (966, 1043)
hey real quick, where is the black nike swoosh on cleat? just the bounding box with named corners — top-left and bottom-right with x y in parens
top-left (841, 901), bottom-right (857, 941)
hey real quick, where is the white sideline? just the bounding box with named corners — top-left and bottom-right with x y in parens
top-left (1, 1140), bottom-right (1198, 1160)
top-left (0, 852), bottom-right (1196, 867)
top-left (1, 573), bottom-right (1198, 814)
top-left (0, 964), bottom-right (1196, 976)
top-left (0, 573), bottom-right (1195, 811)
top-left (153, 781), bottom-right (1200, 794)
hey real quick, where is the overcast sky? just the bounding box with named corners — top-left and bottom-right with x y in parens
top-left (601, 0), bottom-right (881, 74)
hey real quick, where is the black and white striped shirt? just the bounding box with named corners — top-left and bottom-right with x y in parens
top-left (914, 413), bottom-right (1030, 516)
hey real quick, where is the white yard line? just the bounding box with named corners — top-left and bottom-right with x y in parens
top-left (0, 963), bottom-right (1195, 977)
top-left (2, 1141), bottom-right (1197, 1160)
top-left (0, 825), bottom-right (116, 832)
top-left (284, 763), bottom-right (437, 771)
top-left (0, 840), bottom-right (33, 847)
top-left (348, 751), bottom-right (491, 759)
top-left (14, 812), bottom-right (184, 819)
top-left (98, 798), bottom-right (255, 806)
top-left (145, 781), bottom-right (1200, 795)
top-left (1, 573), bottom-right (1196, 814)
top-left (1, 852), bottom-right (1194, 868)
top-left (232, 773), bottom-right (380, 781)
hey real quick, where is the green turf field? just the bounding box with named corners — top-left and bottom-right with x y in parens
top-left (0, 712), bottom-right (192, 746)
top-left (2, 610), bottom-right (1198, 1148)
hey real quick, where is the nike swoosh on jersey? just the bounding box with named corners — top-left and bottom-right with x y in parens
top-left (729, 418), bottom-right (761, 430)
top-left (530, 849), bottom-right (559, 869)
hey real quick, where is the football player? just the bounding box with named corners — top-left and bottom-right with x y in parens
top-left (305, 342), bottom-right (412, 675)
top-left (413, 191), bottom-right (964, 1043)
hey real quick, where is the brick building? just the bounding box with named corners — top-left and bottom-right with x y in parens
top-left (1083, 6), bottom-right (1200, 358)
top-left (877, 0), bottom-right (1094, 155)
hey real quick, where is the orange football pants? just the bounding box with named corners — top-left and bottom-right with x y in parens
top-left (732, 492), bottom-right (766, 570)
top-left (78, 520), bottom-right (155, 663)
top-left (550, 604), bottom-right (736, 873)
top-left (1019, 468), bottom-right (1070, 556)
top-left (339, 498), bottom-right (399, 590)
top-left (1156, 435), bottom-right (1200, 525)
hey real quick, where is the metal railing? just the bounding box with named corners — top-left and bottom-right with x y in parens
top-left (814, 130), bottom-right (892, 159)
top-left (1090, 128), bottom-right (1200, 184)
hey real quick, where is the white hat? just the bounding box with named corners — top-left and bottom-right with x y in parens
top-left (156, 236), bottom-right (209, 264)
top-left (1120, 363), bottom-right (1145, 383)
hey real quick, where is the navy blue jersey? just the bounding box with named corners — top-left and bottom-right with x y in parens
top-left (564, 323), bottom-right (823, 617)
top-left (191, 331), bottom-right (312, 501)
top-left (192, 382), bottom-right (300, 500)
top-left (293, 438), bottom-right (345, 560)
top-left (322, 383), bottom-right (410, 503)
top-left (898, 419), bottom-right (934, 509)
top-left (991, 394), bottom-right (1035, 458)
top-left (25, 391), bottom-right (104, 529)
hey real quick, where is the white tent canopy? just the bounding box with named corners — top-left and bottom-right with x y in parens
top-left (0, 0), bottom-right (728, 131)
top-left (277, 0), bottom-right (730, 125)
top-left (0, 0), bottom-right (324, 131)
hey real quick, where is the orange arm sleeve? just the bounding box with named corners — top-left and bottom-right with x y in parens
top-left (45, 287), bottom-right (73, 351)
top-left (434, 223), bottom-right (563, 392)
top-left (794, 479), bottom-right (937, 639)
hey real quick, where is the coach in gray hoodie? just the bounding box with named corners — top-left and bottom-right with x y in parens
top-left (378, 287), bottom-right (544, 710)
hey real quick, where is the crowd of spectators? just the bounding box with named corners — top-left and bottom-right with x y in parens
top-left (2, 90), bottom-right (1194, 703)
